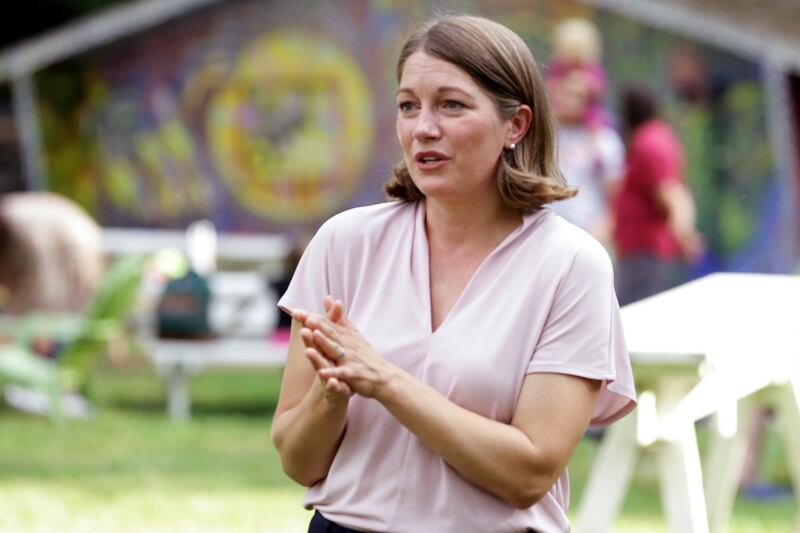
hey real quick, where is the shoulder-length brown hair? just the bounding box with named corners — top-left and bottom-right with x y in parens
top-left (385, 15), bottom-right (576, 212)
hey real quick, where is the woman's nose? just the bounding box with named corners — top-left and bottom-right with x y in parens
top-left (413, 109), bottom-right (442, 140)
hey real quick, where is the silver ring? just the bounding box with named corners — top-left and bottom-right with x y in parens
top-left (336, 348), bottom-right (346, 361)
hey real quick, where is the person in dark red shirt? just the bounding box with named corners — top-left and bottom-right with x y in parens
top-left (613, 85), bottom-right (703, 305)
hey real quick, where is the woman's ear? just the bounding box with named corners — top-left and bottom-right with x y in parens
top-left (506, 104), bottom-right (533, 147)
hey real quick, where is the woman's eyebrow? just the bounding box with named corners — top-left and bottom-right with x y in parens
top-left (437, 86), bottom-right (473, 98)
top-left (396, 86), bottom-right (474, 98)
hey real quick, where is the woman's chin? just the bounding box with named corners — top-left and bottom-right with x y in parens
top-left (411, 175), bottom-right (452, 196)
top-left (415, 184), bottom-right (456, 202)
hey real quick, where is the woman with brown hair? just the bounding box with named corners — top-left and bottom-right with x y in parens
top-left (272, 15), bottom-right (636, 533)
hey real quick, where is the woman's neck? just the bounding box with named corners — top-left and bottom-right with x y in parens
top-left (424, 194), bottom-right (521, 252)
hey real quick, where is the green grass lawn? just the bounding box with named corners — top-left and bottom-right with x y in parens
top-left (0, 365), bottom-right (796, 532)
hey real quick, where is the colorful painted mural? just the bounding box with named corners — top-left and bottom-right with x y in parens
top-left (34, 0), bottom-right (795, 272)
top-left (206, 33), bottom-right (374, 222)
top-left (37, 0), bottom-right (398, 232)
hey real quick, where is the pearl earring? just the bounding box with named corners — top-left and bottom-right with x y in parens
top-left (507, 143), bottom-right (516, 150)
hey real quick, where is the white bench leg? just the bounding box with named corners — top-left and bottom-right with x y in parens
top-left (657, 421), bottom-right (709, 533)
top-left (575, 413), bottom-right (639, 533)
top-left (167, 362), bottom-right (191, 422)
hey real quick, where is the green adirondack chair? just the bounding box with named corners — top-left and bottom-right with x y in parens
top-left (0, 254), bottom-right (149, 422)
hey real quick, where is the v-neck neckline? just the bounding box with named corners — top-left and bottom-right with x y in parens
top-left (416, 201), bottom-right (541, 335)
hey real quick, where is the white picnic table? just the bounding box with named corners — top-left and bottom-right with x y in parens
top-left (576, 272), bottom-right (800, 533)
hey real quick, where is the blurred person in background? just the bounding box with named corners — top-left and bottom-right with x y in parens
top-left (547, 18), bottom-right (612, 130)
top-left (547, 19), bottom-right (624, 251)
top-left (0, 191), bottom-right (104, 315)
top-left (272, 14), bottom-right (635, 533)
top-left (613, 85), bottom-right (704, 305)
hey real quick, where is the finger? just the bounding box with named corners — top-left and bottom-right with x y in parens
top-left (305, 313), bottom-right (349, 347)
top-left (299, 327), bottom-right (317, 348)
top-left (322, 295), bottom-right (344, 323)
top-left (335, 300), bottom-right (355, 328)
top-left (312, 329), bottom-right (346, 361)
top-left (305, 347), bottom-right (331, 371)
top-left (318, 320), bottom-right (340, 341)
top-left (303, 313), bottom-right (323, 330)
top-left (302, 313), bottom-right (341, 342)
top-left (327, 298), bottom-right (343, 323)
top-left (325, 376), bottom-right (352, 396)
top-left (292, 308), bottom-right (311, 323)
top-left (297, 310), bottom-right (329, 332)
top-left (320, 366), bottom-right (351, 381)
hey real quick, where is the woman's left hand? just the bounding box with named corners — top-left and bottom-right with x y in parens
top-left (292, 299), bottom-right (394, 399)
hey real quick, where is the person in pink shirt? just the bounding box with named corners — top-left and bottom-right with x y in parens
top-left (613, 85), bottom-right (704, 305)
top-left (272, 15), bottom-right (636, 533)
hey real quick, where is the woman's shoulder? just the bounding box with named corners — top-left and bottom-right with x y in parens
top-left (321, 201), bottom-right (414, 235)
top-left (308, 201), bottom-right (416, 277)
top-left (318, 202), bottom-right (416, 242)
top-left (535, 211), bottom-right (613, 273)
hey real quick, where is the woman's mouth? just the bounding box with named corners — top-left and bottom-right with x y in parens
top-left (415, 151), bottom-right (450, 170)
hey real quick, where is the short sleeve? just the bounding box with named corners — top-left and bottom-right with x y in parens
top-left (276, 220), bottom-right (334, 318)
top-left (527, 244), bottom-right (637, 426)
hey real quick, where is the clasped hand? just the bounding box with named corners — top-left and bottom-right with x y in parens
top-left (292, 296), bottom-right (390, 401)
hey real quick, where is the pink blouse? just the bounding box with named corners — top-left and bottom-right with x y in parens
top-left (278, 200), bottom-right (636, 533)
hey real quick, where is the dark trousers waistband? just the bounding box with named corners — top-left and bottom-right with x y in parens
top-left (308, 510), bottom-right (366, 533)
top-left (308, 509), bottom-right (539, 532)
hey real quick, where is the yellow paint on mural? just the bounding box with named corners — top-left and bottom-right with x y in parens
top-left (105, 158), bottom-right (139, 208)
top-left (207, 32), bottom-right (374, 222)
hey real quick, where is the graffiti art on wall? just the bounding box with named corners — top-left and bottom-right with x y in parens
top-left (206, 33), bottom-right (373, 222)
top-left (38, 0), bottom-right (389, 232)
top-left (34, 0), bottom-right (796, 272)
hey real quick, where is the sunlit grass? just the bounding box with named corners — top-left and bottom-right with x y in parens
top-left (0, 366), bottom-right (795, 532)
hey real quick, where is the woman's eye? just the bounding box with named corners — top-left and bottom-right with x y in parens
top-left (398, 102), bottom-right (416, 112)
top-left (443, 100), bottom-right (464, 110)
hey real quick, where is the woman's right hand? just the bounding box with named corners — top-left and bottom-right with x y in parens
top-left (272, 296), bottom-right (351, 487)
top-left (297, 296), bottom-right (353, 404)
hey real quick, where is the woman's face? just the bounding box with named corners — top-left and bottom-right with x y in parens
top-left (551, 70), bottom-right (590, 125)
top-left (396, 52), bottom-right (512, 204)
